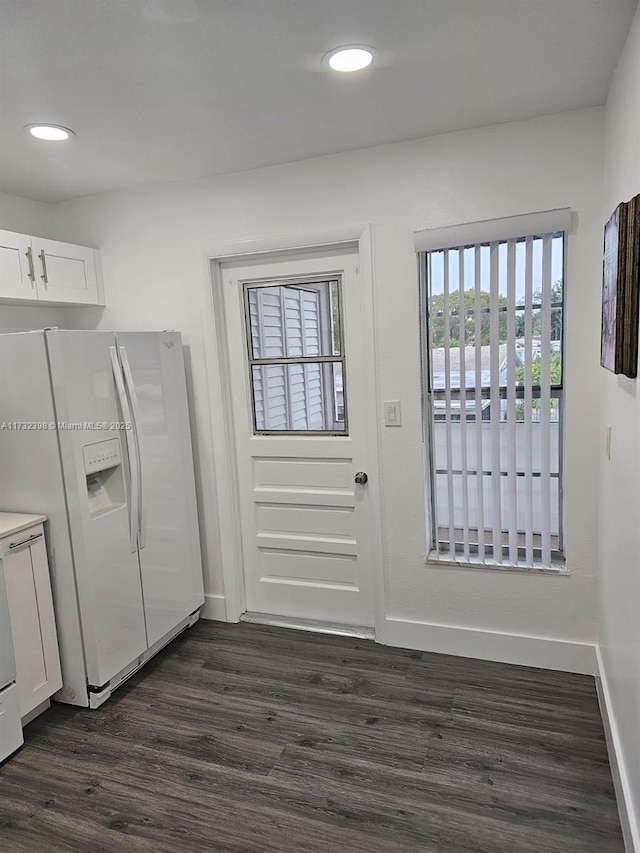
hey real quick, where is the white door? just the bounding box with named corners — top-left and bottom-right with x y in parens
top-left (32, 237), bottom-right (100, 304)
top-left (0, 230), bottom-right (37, 301)
top-left (116, 332), bottom-right (204, 646)
top-left (222, 245), bottom-right (375, 628)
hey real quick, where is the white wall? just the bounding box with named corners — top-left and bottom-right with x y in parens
top-left (0, 191), bottom-right (70, 331)
top-left (600, 4), bottom-right (640, 846)
top-left (0, 190), bottom-right (51, 235)
top-left (39, 106), bottom-right (605, 669)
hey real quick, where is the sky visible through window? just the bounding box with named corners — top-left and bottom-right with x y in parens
top-left (429, 235), bottom-right (563, 302)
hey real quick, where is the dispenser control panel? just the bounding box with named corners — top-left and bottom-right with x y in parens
top-left (83, 438), bottom-right (122, 475)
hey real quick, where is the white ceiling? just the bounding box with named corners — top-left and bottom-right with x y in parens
top-left (0, 0), bottom-right (636, 204)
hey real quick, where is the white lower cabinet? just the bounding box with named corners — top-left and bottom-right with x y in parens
top-left (0, 684), bottom-right (23, 759)
top-left (1, 519), bottom-right (63, 722)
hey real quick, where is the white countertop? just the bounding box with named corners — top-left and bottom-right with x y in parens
top-left (0, 512), bottom-right (48, 539)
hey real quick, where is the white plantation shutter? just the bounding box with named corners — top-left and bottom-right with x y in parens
top-left (304, 364), bottom-right (325, 429)
top-left (301, 291), bottom-right (321, 355)
top-left (261, 289), bottom-right (286, 358)
top-left (248, 289), bottom-right (265, 428)
top-left (300, 290), bottom-right (325, 430)
top-left (251, 288), bottom-right (287, 431)
top-left (286, 287), bottom-right (325, 430)
top-left (288, 362), bottom-right (308, 429)
top-left (248, 288), bottom-right (260, 354)
top-left (281, 288), bottom-right (305, 429)
top-left (284, 288), bottom-right (303, 357)
top-left (262, 365), bottom-right (287, 428)
top-left (421, 213), bottom-right (566, 570)
top-left (250, 285), bottom-right (328, 431)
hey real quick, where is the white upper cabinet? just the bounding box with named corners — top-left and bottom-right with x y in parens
top-left (32, 237), bottom-right (102, 305)
top-left (0, 229), bottom-right (104, 306)
top-left (0, 229), bottom-right (38, 302)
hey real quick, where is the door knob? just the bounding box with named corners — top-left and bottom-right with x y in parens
top-left (354, 471), bottom-right (368, 485)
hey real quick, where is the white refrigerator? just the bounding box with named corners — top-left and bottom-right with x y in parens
top-left (0, 330), bottom-right (204, 707)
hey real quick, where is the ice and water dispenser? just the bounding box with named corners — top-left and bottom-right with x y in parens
top-left (83, 438), bottom-right (126, 518)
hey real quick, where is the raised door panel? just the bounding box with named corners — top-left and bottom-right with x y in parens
top-left (2, 526), bottom-right (63, 718)
top-left (0, 230), bottom-right (37, 302)
top-left (25, 531), bottom-right (62, 713)
top-left (116, 332), bottom-right (204, 647)
top-left (33, 237), bottom-right (102, 305)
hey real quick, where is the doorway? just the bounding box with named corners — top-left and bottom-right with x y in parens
top-left (220, 243), bottom-right (379, 630)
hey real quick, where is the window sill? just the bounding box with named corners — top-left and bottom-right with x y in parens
top-left (424, 551), bottom-right (569, 576)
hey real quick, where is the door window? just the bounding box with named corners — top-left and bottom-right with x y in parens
top-left (244, 279), bottom-right (347, 433)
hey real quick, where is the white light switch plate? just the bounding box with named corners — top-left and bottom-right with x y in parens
top-left (384, 400), bottom-right (402, 426)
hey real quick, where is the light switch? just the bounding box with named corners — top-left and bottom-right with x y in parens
top-left (384, 400), bottom-right (402, 426)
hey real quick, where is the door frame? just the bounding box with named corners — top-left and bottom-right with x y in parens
top-left (199, 225), bottom-right (387, 642)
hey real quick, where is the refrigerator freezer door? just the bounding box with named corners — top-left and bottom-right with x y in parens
top-left (46, 331), bottom-right (148, 688)
top-left (117, 332), bottom-right (204, 646)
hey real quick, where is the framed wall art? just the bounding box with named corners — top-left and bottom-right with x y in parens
top-left (601, 194), bottom-right (640, 378)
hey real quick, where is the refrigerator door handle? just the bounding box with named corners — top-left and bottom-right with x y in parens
top-left (119, 346), bottom-right (146, 550)
top-left (110, 347), bottom-right (139, 554)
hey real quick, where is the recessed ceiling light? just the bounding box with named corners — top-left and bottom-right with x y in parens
top-left (322, 46), bottom-right (376, 73)
top-left (25, 124), bottom-right (75, 141)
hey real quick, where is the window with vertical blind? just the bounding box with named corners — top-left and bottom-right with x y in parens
top-left (416, 209), bottom-right (570, 570)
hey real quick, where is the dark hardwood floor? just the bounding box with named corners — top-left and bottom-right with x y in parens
top-left (0, 620), bottom-right (624, 853)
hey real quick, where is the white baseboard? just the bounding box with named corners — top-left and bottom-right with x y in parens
top-left (200, 594), bottom-right (227, 621)
top-left (596, 647), bottom-right (639, 853)
top-left (384, 617), bottom-right (597, 674)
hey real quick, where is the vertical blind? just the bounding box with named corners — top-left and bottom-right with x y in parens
top-left (417, 210), bottom-right (569, 569)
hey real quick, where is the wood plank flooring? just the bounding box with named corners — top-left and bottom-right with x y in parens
top-left (0, 620), bottom-right (624, 853)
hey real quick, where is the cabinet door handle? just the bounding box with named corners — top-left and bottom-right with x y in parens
top-left (8, 532), bottom-right (43, 551)
top-left (25, 247), bottom-right (36, 284)
top-left (38, 249), bottom-right (48, 284)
